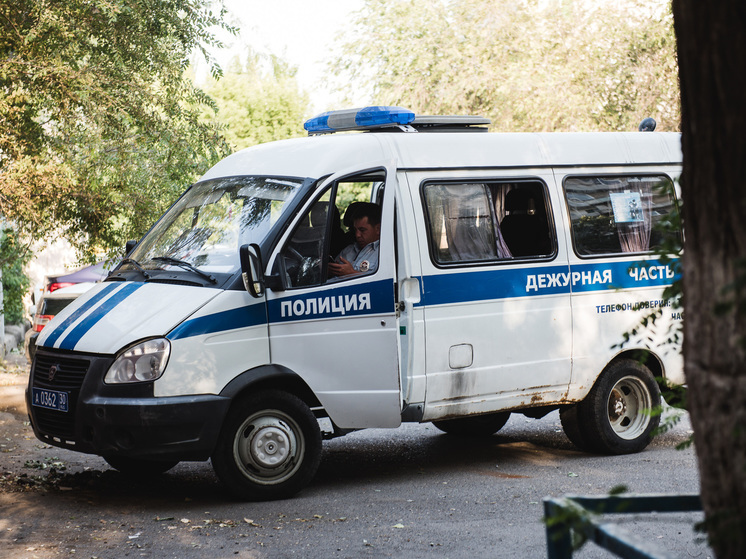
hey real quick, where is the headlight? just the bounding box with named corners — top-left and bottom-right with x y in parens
top-left (104, 338), bottom-right (171, 384)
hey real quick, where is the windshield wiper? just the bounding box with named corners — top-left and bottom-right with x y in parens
top-left (152, 256), bottom-right (217, 284)
top-left (114, 258), bottom-right (151, 279)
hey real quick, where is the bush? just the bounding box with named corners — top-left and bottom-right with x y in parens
top-left (0, 228), bottom-right (31, 325)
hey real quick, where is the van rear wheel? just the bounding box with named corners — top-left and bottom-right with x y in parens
top-left (559, 405), bottom-right (593, 452)
top-left (577, 359), bottom-right (661, 454)
top-left (432, 412), bottom-right (511, 437)
top-left (211, 390), bottom-right (322, 501)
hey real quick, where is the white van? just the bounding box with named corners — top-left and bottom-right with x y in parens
top-left (28, 107), bottom-right (684, 500)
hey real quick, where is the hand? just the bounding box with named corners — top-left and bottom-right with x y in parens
top-left (328, 257), bottom-right (356, 277)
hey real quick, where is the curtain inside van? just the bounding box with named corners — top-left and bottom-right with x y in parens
top-left (564, 174), bottom-right (680, 256)
top-left (424, 183), bottom-right (511, 262)
top-left (610, 178), bottom-right (655, 253)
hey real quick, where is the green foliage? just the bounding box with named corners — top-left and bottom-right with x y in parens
top-left (0, 0), bottom-right (235, 255)
top-left (335, 182), bottom-right (373, 213)
top-left (0, 227), bottom-right (31, 324)
top-left (333, 0), bottom-right (679, 132)
top-left (545, 497), bottom-right (593, 551)
top-left (200, 51), bottom-right (311, 151)
top-left (609, 184), bottom-right (688, 448)
top-left (616, 189), bottom-right (684, 353)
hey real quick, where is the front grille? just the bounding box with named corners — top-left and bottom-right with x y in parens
top-left (32, 353), bottom-right (89, 390)
top-left (31, 353), bottom-right (91, 441)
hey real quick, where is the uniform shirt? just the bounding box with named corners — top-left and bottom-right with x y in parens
top-left (336, 240), bottom-right (380, 274)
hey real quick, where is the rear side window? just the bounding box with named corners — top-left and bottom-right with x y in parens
top-left (422, 180), bottom-right (554, 265)
top-left (42, 297), bottom-right (76, 315)
top-left (563, 175), bottom-right (681, 257)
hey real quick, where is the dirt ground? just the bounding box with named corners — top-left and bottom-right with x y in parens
top-left (0, 352), bottom-right (81, 492)
top-left (0, 352), bottom-right (224, 559)
top-left (0, 350), bottom-right (711, 559)
top-left (0, 351), bottom-right (126, 493)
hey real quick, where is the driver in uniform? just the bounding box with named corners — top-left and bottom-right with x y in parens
top-left (328, 203), bottom-right (381, 277)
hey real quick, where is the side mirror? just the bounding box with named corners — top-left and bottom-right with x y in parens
top-left (239, 244), bottom-right (265, 298)
top-left (125, 240), bottom-right (137, 256)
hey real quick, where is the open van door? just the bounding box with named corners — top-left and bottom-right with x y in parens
top-left (264, 162), bottom-right (402, 429)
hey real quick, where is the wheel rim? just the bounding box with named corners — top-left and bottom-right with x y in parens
top-left (233, 409), bottom-right (305, 486)
top-left (606, 375), bottom-right (653, 440)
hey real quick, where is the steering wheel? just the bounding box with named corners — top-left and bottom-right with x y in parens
top-left (287, 246), bottom-right (304, 261)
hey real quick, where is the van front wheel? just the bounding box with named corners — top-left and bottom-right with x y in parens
top-left (432, 412), bottom-right (511, 436)
top-left (211, 390), bottom-right (322, 501)
top-left (579, 360), bottom-right (661, 454)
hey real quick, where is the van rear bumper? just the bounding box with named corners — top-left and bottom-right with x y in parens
top-left (29, 393), bottom-right (231, 461)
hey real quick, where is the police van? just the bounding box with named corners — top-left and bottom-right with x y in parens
top-left (28, 106), bottom-right (684, 500)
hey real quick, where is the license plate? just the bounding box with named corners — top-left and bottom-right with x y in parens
top-left (32, 388), bottom-right (69, 412)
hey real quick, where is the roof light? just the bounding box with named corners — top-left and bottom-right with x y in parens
top-left (638, 118), bottom-right (657, 132)
top-left (304, 106), bottom-right (415, 134)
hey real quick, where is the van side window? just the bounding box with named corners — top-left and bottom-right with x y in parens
top-left (329, 174), bottom-right (384, 280)
top-left (273, 172), bottom-right (385, 288)
top-left (423, 180), bottom-right (554, 264)
top-left (564, 175), bottom-right (681, 256)
top-left (276, 190), bottom-right (333, 288)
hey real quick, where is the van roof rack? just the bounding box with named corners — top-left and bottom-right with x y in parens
top-left (304, 106), bottom-right (490, 135)
top-left (408, 115), bottom-right (491, 133)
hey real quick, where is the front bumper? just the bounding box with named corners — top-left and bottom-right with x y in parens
top-left (27, 348), bottom-right (230, 461)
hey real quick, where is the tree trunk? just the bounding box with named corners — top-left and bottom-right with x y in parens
top-left (672, 2), bottom-right (746, 557)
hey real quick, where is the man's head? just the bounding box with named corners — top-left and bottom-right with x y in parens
top-left (351, 203), bottom-right (381, 248)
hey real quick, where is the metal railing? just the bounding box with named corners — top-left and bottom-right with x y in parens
top-left (544, 493), bottom-right (702, 559)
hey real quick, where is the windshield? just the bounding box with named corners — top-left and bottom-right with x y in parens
top-left (127, 176), bottom-right (306, 276)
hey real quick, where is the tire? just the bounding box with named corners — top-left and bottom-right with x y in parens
top-left (104, 456), bottom-right (179, 476)
top-left (577, 359), bottom-right (661, 454)
top-left (432, 412), bottom-right (511, 437)
top-left (211, 390), bottom-right (322, 501)
top-left (559, 405), bottom-right (594, 452)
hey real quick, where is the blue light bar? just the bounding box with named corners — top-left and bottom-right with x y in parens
top-left (304, 106), bottom-right (416, 134)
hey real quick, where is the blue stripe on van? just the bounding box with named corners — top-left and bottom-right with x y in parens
top-left (168, 280), bottom-right (395, 340)
top-left (569, 259), bottom-right (681, 291)
top-left (56, 283), bottom-right (144, 350)
top-left (41, 282), bottom-right (126, 348)
top-left (135, 258), bottom-right (681, 342)
top-left (418, 258), bottom-right (679, 307)
top-left (419, 265), bottom-right (571, 307)
top-left (168, 302), bottom-right (268, 340)
top-left (267, 279), bottom-right (394, 323)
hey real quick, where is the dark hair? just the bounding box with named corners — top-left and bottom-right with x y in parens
top-left (345, 202), bottom-right (381, 227)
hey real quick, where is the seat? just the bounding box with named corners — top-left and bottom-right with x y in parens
top-left (290, 213), bottom-right (324, 258)
top-left (315, 204), bottom-right (347, 257)
top-left (500, 188), bottom-right (551, 257)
